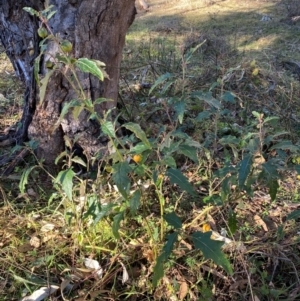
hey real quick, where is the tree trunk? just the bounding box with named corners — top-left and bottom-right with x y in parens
top-left (0, 0), bottom-right (136, 166)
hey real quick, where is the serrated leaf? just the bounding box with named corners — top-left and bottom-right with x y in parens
top-left (191, 91), bottom-right (221, 110)
top-left (113, 211), bottom-right (124, 239)
top-left (286, 210), bottom-right (300, 221)
top-left (152, 253), bottom-right (165, 287)
top-left (101, 121), bottom-right (116, 138)
top-left (55, 168), bottom-right (75, 200)
top-left (238, 154), bottom-right (252, 188)
top-left (149, 72), bottom-right (173, 95)
top-left (268, 179), bottom-right (278, 201)
top-left (130, 190), bottom-right (141, 214)
top-left (130, 142), bottom-right (150, 154)
top-left (166, 168), bottom-right (196, 196)
top-left (123, 122), bottom-right (151, 149)
top-left (112, 162), bottom-right (131, 199)
top-left (152, 232), bottom-right (178, 287)
top-left (262, 161), bottom-right (278, 179)
top-left (192, 231), bottom-right (233, 275)
top-left (162, 156), bottom-right (177, 168)
top-left (39, 69), bottom-right (55, 104)
top-left (19, 166), bottom-right (37, 194)
top-left (178, 144), bottom-right (198, 163)
top-left (75, 58), bottom-right (104, 81)
top-left (164, 212), bottom-right (182, 229)
top-left (222, 91), bottom-right (235, 103)
top-left (174, 101), bottom-right (185, 124)
top-left (94, 203), bottom-right (114, 224)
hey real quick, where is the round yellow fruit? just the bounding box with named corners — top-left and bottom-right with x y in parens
top-left (133, 154), bottom-right (142, 163)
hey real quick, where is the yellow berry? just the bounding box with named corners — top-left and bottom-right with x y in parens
top-left (202, 223), bottom-right (211, 232)
top-left (133, 154), bottom-right (142, 163)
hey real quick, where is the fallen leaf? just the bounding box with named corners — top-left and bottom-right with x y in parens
top-left (21, 285), bottom-right (59, 301)
top-left (254, 215), bottom-right (268, 232)
top-left (179, 281), bottom-right (188, 300)
top-left (30, 236), bottom-right (41, 248)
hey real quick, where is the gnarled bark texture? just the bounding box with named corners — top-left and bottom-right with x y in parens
top-left (0, 0), bottom-right (136, 166)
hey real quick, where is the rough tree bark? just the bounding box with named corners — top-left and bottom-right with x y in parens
top-left (0, 0), bottom-right (136, 167)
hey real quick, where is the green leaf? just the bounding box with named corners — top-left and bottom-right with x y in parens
top-left (228, 209), bottom-right (237, 234)
top-left (130, 142), bottom-right (151, 154)
top-left (39, 69), bottom-right (55, 104)
top-left (75, 58), bottom-right (104, 81)
top-left (94, 203), bottom-right (114, 224)
top-left (123, 122), bottom-right (151, 149)
top-left (101, 121), bottom-right (116, 138)
top-left (192, 231), bottom-right (233, 275)
top-left (23, 7), bottom-right (39, 16)
top-left (270, 140), bottom-right (300, 152)
top-left (174, 101), bottom-right (185, 124)
top-left (130, 190), bottom-right (141, 214)
top-left (152, 232), bottom-right (178, 287)
top-left (164, 212), bottom-right (182, 229)
top-left (162, 156), bottom-right (177, 168)
top-left (112, 162), bottom-right (131, 199)
top-left (94, 98), bottom-right (113, 105)
top-left (72, 156), bottom-right (87, 167)
top-left (152, 253), bottom-right (165, 287)
top-left (83, 196), bottom-right (101, 221)
top-left (195, 111), bottom-right (212, 122)
top-left (149, 72), bottom-right (173, 95)
top-left (222, 91), bottom-right (235, 103)
top-left (166, 168), bottom-right (196, 196)
top-left (262, 161), bottom-right (279, 179)
top-left (238, 154), bottom-right (252, 188)
top-left (19, 166), bottom-right (37, 194)
top-left (178, 144), bottom-right (198, 163)
top-left (191, 91), bottom-right (221, 110)
top-left (268, 179), bottom-right (278, 201)
top-left (55, 168), bottom-right (75, 200)
top-left (286, 210), bottom-right (300, 221)
top-left (112, 211), bottom-right (125, 239)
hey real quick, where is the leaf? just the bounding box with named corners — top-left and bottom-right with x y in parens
top-left (174, 101), bottom-right (185, 124)
top-left (39, 69), bottom-right (55, 104)
top-left (228, 209), bottom-right (237, 234)
top-left (112, 162), bottom-right (131, 199)
top-left (130, 190), bottom-right (141, 214)
top-left (54, 168), bottom-right (75, 200)
top-left (270, 140), bottom-right (300, 152)
top-left (152, 232), bottom-right (178, 287)
top-left (21, 285), bottom-right (59, 301)
top-left (222, 91), bottom-right (235, 103)
top-left (101, 121), bottom-right (116, 138)
top-left (71, 156), bottom-right (87, 167)
top-left (166, 168), bottom-right (196, 196)
top-left (84, 258), bottom-right (103, 278)
top-left (238, 154), bottom-right (252, 188)
top-left (152, 253), bottom-right (165, 287)
top-left (195, 111), bottom-right (211, 121)
top-left (75, 58), bottom-right (104, 81)
top-left (268, 179), bottom-right (279, 201)
top-left (23, 7), bottom-right (39, 16)
top-left (178, 144), bottom-right (198, 163)
top-left (149, 72), bottom-right (173, 95)
top-left (191, 91), bottom-right (221, 110)
top-left (262, 161), bottom-right (278, 179)
top-left (192, 231), bottom-right (233, 275)
top-left (164, 212), bottom-right (182, 229)
top-left (19, 166), bottom-right (37, 194)
top-left (123, 122), bottom-right (151, 149)
top-left (162, 156), bottom-right (177, 168)
top-left (113, 211), bottom-right (125, 239)
top-left (286, 210), bottom-right (300, 221)
top-left (179, 281), bottom-right (189, 300)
